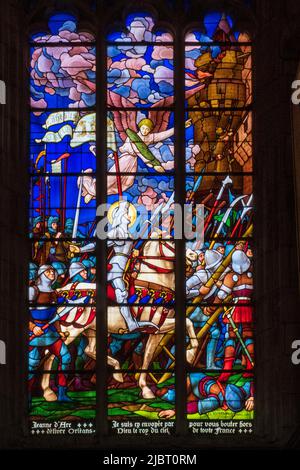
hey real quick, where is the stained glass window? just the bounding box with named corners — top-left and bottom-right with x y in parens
top-left (106, 12), bottom-right (176, 434)
top-left (29, 14), bottom-right (97, 435)
top-left (28, 8), bottom-right (254, 438)
top-left (184, 13), bottom-right (254, 431)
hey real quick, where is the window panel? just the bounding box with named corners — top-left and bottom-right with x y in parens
top-left (107, 17), bottom-right (174, 108)
top-left (185, 110), bottom-right (252, 173)
top-left (185, 14), bottom-right (253, 431)
top-left (186, 175), bottom-right (253, 240)
top-left (108, 372), bottom-right (176, 432)
top-left (29, 13), bottom-right (97, 436)
top-left (186, 372), bottom-right (254, 425)
top-left (29, 373), bottom-right (96, 435)
top-left (30, 111), bottom-right (96, 174)
top-left (106, 11), bottom-right (176, 432)
top-left (107, 110), bottom-right (175, 174)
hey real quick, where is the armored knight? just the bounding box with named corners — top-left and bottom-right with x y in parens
top-left (28, 265), bottom-right (72, 402)
top-left (107, 200), bottom-right (158, 333)
top-left (206, 249), bottom-right (254, 382)
top-left (186, 249), bottom-right (224, 369)
top-left (158, 372), bottom-right (254, 417)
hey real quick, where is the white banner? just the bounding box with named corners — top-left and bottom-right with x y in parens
top-left (35, 124), bottom-right (74, 144)
top-left (42, 111), bottom-right (79, 129)
top-left (70, 113), bottom-right (96, 147)
top-left (107, 115), bottom-right (117, 152)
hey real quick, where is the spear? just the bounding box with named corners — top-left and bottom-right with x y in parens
top-left (204, 175), bottom-right (232, 233)
top-left (229, 194), bottom-right (253, 238)
top-left (209, 194), bottom-right (247, 249)
top-left (72, 173), bottom-right (83, 239)
top-left (154, 223), bottom-right (253, 382)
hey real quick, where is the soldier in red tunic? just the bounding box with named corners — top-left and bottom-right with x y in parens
top-left (205, 249), bottom-right (254, 382)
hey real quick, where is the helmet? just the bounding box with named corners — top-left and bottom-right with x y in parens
top-left (69, 262), bottom-right (86, 280)
top-left (51, 261), bottom-right (67, 276)
top-left (214, 243), bottom-right (224, 250)
top-left (89, 256), bottom-right (96, 266)
top-left (82, 259), bottom-right (93, 269)
top-left (33, 216), bottom-right (42, 227)
top-left (186, 248), bottom-right (198, 263)
top-left (205, 249), bottom-right (223, 271)
top-left (225, 383), bottom-right (246, 412)
top-left (37, 264), bottom-right (55, 278)
top-left (29, 262), bottom-right (38, 281)
top-left (64, 218), bottom-right (74, 234)
top-left (47, 216), bottom-right (59, 233)
top-left (232, 250), bottom-right (251, 274)
top-left (36, 264), bottom-right (57, 288)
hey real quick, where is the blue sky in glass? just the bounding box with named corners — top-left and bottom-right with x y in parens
top-left (30, 13), bottom-right (95, 42)
top-left (188, 13), bottom-right (243, 42)
top-left (107, 11), bottom-right (173, 42)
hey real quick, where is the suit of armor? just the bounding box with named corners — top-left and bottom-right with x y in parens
top-left (186, 250), bottom-right (223, 369)
top-left (207, 250), bottom-right (254, 382)
top-left (107, 201), bottom-right (158, 333)
top-left (28, 265), bottom-right (72, 402)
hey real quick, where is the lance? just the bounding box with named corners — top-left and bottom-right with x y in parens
top-left (57, 153), bottom-right (71, 230)
top-left (72, 172), bottom-right (83, 238)
top-left (154, 223), bottom-right (254, 381)
top-left (108, 112), bottom-right (123, 199)
top-left (37, 146), bottom-right (47, 234)
top-left (132, 191), bottom-right (175, 246)
top-left (186, 169), bottom-right (205, 203)
top-left (113, 151), bottom-right (123, 199)
top-left (209, 194), bottom-right (247, 249)
top-left (204, 175), bottom-right (232, 233)
top-left (229, 194), bottom-right (253, 238)
top-left (194, 199), bottom-right (226, 250)
top-left (223, 305), bottom-right (254, 367)
top-left (29, 297), bottom-right (85, 341)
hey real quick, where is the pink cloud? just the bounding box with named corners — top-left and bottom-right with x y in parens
top-left (152, 45), bottom-right (173, 61)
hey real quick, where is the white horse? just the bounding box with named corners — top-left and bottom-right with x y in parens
top-left (41, 241), bottom-right (199, 401)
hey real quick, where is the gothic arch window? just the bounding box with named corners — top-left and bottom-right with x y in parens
top-left (27, 3), bottom-right (254, 441)
top-left (29, 12), bottom-right (97, 434)
top-left (184, 12), bottom-right (254, 427)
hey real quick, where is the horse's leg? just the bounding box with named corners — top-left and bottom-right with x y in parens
top-left (185, 318), bottom-right (199, 364)
top-left (83, 328), bottom-right (96, 360)
top-left (107, 355), bottom-right (124, 383)
top-left (138, 317), bottom-right (198, 397)
top-left (139, 333), bottom-right (164, 399)
top-left (41, 354), bottom-right (57, 401)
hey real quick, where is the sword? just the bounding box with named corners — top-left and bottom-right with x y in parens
top-left (29, 297), bottom-right (86, 341)
top-left (134, 191), bottom-right (175, 242)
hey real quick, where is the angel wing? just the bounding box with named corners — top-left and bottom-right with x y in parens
top-left (107, 83), bottom-right (205, 140)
